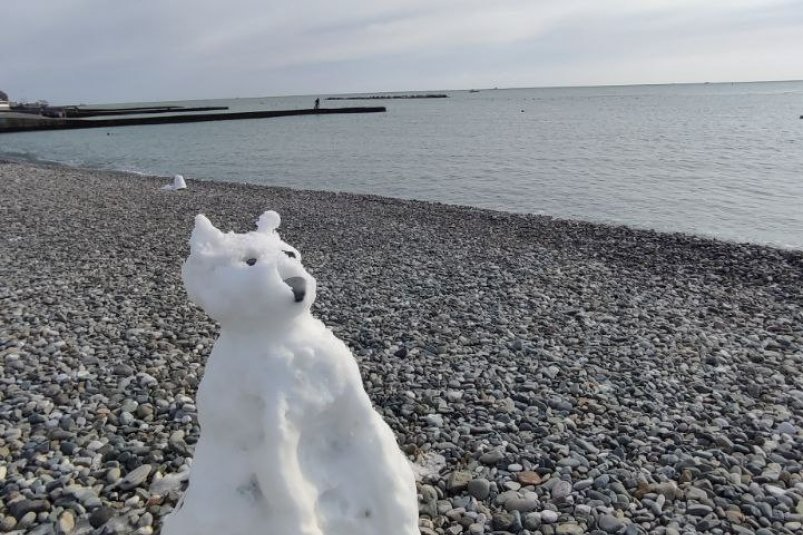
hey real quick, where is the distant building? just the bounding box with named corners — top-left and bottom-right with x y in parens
top-left (0, 90), bottom-right (9, 110)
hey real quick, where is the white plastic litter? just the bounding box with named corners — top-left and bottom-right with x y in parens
top-left (161, 174), bottom-right (187, 190)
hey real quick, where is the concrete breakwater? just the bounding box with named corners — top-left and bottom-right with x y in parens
top-left (0, 106), bottom-right (386, 133)
top-left (327, 94), bottom-right (448, 100)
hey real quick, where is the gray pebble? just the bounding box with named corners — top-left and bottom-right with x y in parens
top-left (467, 478), bottom-right (491, 500)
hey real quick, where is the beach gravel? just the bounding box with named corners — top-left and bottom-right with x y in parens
top-left (1, 160), bottom-right (802, 534)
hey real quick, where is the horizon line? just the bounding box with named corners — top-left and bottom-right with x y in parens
top-left (12, 77), bottom-right (803, 107)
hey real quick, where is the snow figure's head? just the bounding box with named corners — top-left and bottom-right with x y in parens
top-left (182, 211), bottom-right (316, 328)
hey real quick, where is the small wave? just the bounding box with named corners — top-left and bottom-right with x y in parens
top-left (0, 148), bottom-right (170, 179)
top-left (114, 166), bottom-right (153, 177)
top-left (0, 148), bottom-right (43, 162)
top-left (0, 148), bottom-right (81, 168)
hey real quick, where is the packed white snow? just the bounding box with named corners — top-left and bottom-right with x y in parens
top-left (411, 452), bottom-right (447, 482)
top-left (161, 211), bottom-right (420, 535)
top-left (161, 174), bottom-right (187, 190)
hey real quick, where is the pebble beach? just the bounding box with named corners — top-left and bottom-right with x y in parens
top-left (1, 160), bottom-right (802, 534)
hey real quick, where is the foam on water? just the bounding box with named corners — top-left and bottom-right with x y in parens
top-left (2, 81), bottom-right (802, 249)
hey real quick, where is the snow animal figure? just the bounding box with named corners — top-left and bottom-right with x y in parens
top-left (162, 211), bottom-right (420, 535)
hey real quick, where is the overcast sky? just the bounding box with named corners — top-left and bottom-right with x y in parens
top-left (2, 0), bottom-right (801, 104)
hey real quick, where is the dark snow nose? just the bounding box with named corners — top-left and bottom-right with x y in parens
top-left (283, 277), bottom-right (307, 303)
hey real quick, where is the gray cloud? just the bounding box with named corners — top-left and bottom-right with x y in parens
top-left (1, 0), bottom-right (800, 103)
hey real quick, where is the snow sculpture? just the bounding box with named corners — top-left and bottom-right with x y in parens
top-left (162, 174), bottom-right (187, 190)
top-left (162, 211), bottom-right (420, 535)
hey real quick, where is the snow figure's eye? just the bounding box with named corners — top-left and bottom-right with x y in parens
top-left (283, 250), bottom-right (296, 259)
top-left (245, 258), bottom-right (257, 266)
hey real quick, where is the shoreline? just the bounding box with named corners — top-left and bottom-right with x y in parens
top-left (1, 160), bottom-right (801, 534)
top-left (3, 156), bottom-right (801, 255)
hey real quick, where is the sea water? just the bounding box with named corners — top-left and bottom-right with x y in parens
top-left (2, 81), bottom-right (802, 249)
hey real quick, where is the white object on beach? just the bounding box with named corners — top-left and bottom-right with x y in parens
top-left (161, 211), bottom-right (420, 535)
top-left (411, 451), bottom-right (447, 481)
top-left (161, 174), bottom-right (187, 190)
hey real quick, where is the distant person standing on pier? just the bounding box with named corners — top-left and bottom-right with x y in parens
top-left (314, 98), bottom-right (320, 110)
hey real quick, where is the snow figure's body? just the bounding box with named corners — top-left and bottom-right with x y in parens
top-left (162, 211), bottom-right (419, 535)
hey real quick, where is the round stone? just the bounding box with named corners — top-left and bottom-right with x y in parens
top-left (599, 513), bottom-right (625, 533)
top-left (541, 510), bottom-right (559, 524)
top-left (552, 480), bottom-right (572, 500)
top-left (479, 450), bottom-right (505, 465)
top-left (58, 510), bottom-right (76, 534)
top-left (89, 507), bottom-right (114, 529)
top-left (467, 478), bottom-right (491, 500)
top-left (518, 471), bottom-right (542, 485)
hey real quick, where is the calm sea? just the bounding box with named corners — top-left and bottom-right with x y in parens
top-left (2, 82), bottom-right (802, 249)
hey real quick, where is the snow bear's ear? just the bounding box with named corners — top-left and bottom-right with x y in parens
top-left (190, 214), bottom-right (224, 250)
top-left (256, 210), bottom-right (281, 233)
